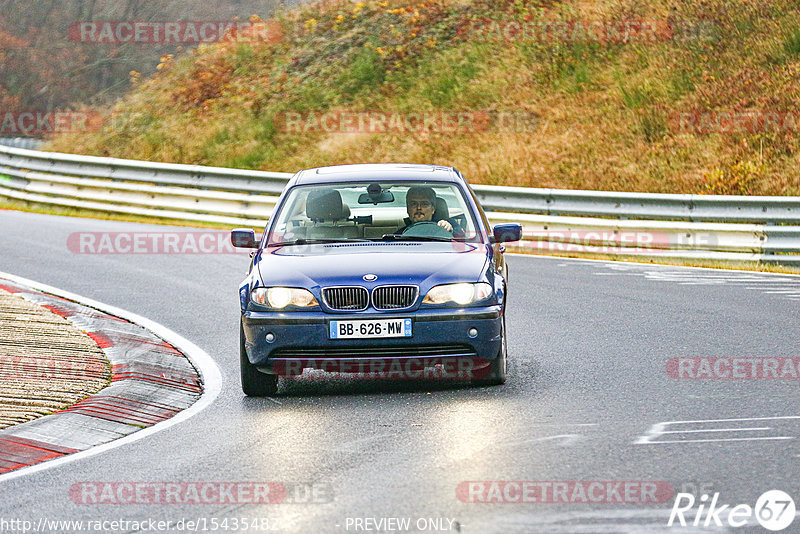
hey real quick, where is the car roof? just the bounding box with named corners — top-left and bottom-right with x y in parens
top-left (290, 164), bottom-right (463, 186)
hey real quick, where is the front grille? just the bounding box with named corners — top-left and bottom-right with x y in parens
top-left (271, 344), bottom-right (477, 359)
top-left (322, 287), bottom-right (369, 311)
top-left (372, 285), bottom-right (418, 310)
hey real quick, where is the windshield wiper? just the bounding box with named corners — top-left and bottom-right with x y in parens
top-left (269, 238), bottom-right (371, 247)
top-left (377, 234), bottom-right (456, 242)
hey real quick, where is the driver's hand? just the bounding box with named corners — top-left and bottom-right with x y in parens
top-left (437, 220), bottom-right (453, 232)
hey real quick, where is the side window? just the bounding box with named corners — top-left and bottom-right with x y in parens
top-left (432, 185), bottom-right (479, 239)
top-left (463, 184), bottom-right (488, 238)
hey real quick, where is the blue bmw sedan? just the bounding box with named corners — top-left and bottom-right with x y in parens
top-left (232, 164), bottom-right (521, 396)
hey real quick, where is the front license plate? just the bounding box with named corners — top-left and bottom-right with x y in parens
top-left (329, 318), bottom-right (412, 339)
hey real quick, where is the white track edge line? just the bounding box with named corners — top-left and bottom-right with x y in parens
top-left (0, 270), bottom-right (223, 484)
top-left (506, 252), bottom-right (800, 278)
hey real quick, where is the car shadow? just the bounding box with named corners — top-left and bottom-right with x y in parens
top-left (238, 356), bottom-right (544, 405)
top-left (275, 372), bottom-right (479, 397)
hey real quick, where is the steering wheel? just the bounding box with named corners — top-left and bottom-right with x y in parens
top-left (401, 221), bottom-right (453, 239)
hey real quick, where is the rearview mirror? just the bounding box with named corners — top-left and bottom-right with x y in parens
top-left (231, 228), bottom-right (258, 248)
top-left (491, 223), bottom-right (522, 243)
top-left (358, 183), bottom-right (395, 204)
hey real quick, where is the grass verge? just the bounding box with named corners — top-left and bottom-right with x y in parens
top-left (42, 0), bottom-right (800, 196)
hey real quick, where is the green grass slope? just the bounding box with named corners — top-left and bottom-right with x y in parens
top-left (47, 0), bottom-right (800, 195)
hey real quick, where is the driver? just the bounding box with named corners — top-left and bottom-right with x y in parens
top-left (398, 186), bottom-right (453, 233)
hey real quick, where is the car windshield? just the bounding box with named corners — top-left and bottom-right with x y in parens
top-left (266, 181), bottom-right (481, 245)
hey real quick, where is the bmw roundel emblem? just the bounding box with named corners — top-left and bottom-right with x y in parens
top-left (363, 274), bottom-right (378, 282)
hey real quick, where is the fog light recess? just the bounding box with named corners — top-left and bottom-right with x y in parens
top-left (468, 328), bottom-right (478, 338)
top-left (266, 333), bottom-right (275, 343)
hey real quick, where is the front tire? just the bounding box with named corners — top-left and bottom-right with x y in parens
top-left (472, 315), bottom-right (507, 386)
top-left (240, 322), bottom-right (278, 396)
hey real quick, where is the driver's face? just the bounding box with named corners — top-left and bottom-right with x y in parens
top-left (407, 194), bottom-right (435, 223)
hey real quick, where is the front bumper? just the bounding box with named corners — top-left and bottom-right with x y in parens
top-left (242, 306), bottom-right (503, 376)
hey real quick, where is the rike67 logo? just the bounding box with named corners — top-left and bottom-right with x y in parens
top-left (668, 490), bottom-right (796, 531)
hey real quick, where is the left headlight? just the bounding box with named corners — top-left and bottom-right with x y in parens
top-left (422, 283), bottom-right (493, 305)
top-left (251, 287), bottom-right (319, 309)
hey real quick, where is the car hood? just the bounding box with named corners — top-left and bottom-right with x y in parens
top-left (256, 242), bottom-right (489, 288)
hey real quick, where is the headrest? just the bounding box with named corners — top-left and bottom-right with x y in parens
top-left (306, 189), bottom-right (350, 222)
top-left (433, 196), bottom-right (449, 220)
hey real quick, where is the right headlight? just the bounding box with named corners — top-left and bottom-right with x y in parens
top-left (251, 287), bottom-right (318, 309)
top-left (422, 283), bottom-right (493, 305)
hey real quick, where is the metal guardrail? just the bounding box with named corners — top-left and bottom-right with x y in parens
top-left (1, 144), bottom-right (799, 266)
top-left (473, 185), bottom-right (800, 224)
top-left (0, 144), bottom-right (290, 194)
top-left (0, 145), bottom-right (290, 226)
top-left (0, 137), bottom-right (44, 150)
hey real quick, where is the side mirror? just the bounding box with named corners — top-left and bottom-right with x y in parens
top-left (231, 228), bottom-right (258, 248)
top-left (491, 223), bottom-right (522, 243)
